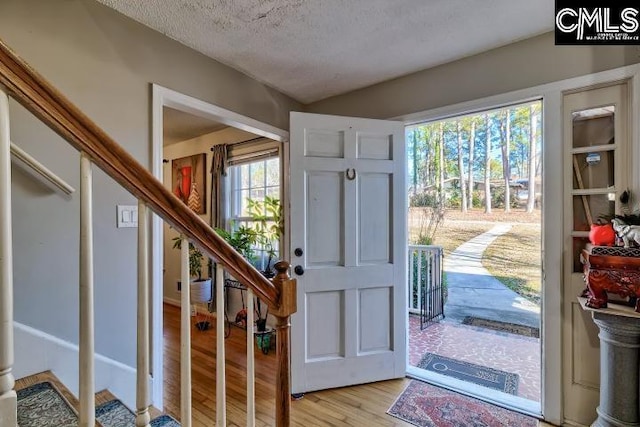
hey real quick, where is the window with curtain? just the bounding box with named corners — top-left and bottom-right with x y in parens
top-left (227, 156), bottom-right (280, 271)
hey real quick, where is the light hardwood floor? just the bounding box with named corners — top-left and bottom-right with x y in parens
top-left (163, 303), bottom-right (555, 426)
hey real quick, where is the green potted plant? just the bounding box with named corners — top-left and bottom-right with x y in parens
top-left (216, 196), bottom-right (283, 333)
top-left (172, 237), bottom-right (212, 330)
top-left (246, 195), bottom-right (284, 278)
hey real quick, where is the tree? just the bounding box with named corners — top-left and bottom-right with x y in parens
top-left (527, 104), bottom-right (539, 213)
top-left (411, 130), bottom-right (418, 195)
top-left (467, 117), bottom-right (476, 208)
top-left (501, 109), bottom-right (511, 213)
top-left (456, 120), bottom-right (467, 212)
top-left (438, 121), bottom-right (445, 207)
top-left (484, 114), bottom-right (492, 214)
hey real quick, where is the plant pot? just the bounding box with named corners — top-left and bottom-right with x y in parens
top-left (195, 321), bottom-right (210, 331)
top-left (256, 318), bottom-right (268, 332)
top-left (190, 278), bottom-right (212, 304)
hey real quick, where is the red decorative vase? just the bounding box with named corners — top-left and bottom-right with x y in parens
top-left (180, 166), bottom-right (192, 201)
top-left (589, 223), bottom-right (616, 246)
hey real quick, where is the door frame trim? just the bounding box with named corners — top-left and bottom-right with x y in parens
top-left (150, 84), bottom-right (289, 409)
top-left (393, 63), bottom-right (640, 425)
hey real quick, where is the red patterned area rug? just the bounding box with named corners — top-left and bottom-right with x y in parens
top-left (387, 380), bottom-right (538, 427)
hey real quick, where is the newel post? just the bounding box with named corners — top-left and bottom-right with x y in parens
top-left (271, 261), bottom-right (297, 427)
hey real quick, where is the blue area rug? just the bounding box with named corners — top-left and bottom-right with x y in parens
top-left (17, 382), bottom-right (77, 427)
top-left (418, 352), bottom-right (519, 395)
top-left (96, 399), bottom-right (181, 427)
top-left (17, 381), bottom-right (180, 427)
top-left (96, 399), bottom-right (135, 426)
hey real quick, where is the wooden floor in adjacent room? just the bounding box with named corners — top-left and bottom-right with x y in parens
top-left (162, 303), bottom-right (555, 426)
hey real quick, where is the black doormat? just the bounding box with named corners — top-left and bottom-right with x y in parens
top-left (462, 316), bottom-right (540, 338)
top-left (417, 353), bottom-right (519, 395)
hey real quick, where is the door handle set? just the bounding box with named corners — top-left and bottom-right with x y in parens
top-left (294, 248), bottom-right (304, 275)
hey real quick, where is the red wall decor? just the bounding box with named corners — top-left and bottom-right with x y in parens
top-left (171, 153), bottom-right (206, 214)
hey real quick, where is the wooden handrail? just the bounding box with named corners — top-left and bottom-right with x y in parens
top-left (0, 39), bottom-right (282, 310)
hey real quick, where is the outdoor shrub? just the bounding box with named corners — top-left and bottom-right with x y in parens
top-left (410, 192), bottom-right (439, 208)
top-left (471, 190), bottom-right (482, 208)
top-left (490, 187), bottom-right (519, 209)
top-left (415, 234), bottom-right (433, 245)
top-left (447, 189), bottom-right (461, 209)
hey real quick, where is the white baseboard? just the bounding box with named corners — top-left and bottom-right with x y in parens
top-left (163, 296), bottom-right (181, 307)
top-left (13, 321), bottom-right (149, 410)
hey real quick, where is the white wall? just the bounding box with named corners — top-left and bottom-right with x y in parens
top-left (306, 32), bottom-right (640, 120)
top-left (0, 0), bottom-right (299, 377)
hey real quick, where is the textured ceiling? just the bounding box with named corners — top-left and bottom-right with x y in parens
top-left (97, 0), bottom-right (553, 103)
top-left (163, 107), bottom-right (227, 146)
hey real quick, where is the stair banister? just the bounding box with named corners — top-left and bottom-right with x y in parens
top-left (0, 88), bottom-right (17, 427)
top-left (79, 153), bottom-right (96, 427)
top-left (0, 39), bottom-right (280, 311)
top-left (136, 202), bottom-right (151, 427)
top-left (0, 38), bottom-right (298, 427)
top-left (271, 262), bottom-right (296, 427)
top-left (10, 141), bottom-right (75, 196)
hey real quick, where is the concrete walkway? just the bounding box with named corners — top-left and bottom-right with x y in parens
top-left (443, 223), bottom-right (541, 328)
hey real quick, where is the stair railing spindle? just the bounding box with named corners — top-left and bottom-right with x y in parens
top-left (0, 88), bottom-right (17, 427)
top-left (246, 289), bottom-right (255, 427)
top-left (79, 153), bottom-right (95, 427)
top-left (180, 237), bottom-right (192, 427)
top-left (216, 264), bottom-right (227, 426)
top-left (136, 202), bottom-right (151, 427)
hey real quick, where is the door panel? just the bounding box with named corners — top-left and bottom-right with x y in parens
top-left (562, 83), bottom-right (628, 426)
top-left (359, 287), bottom-right (392, 353)
top-left (358, 173), bottom-right (391, 264)
top-left (306, 172), bottom-right (344, 266)
top-left (290, 112), bottom-right (406, 393)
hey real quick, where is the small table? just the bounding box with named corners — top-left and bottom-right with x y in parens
top-left (223, 278), bottom-right (247, 337)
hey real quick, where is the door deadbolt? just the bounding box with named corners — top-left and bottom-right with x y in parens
top-left (294, 248), bottom-right (303, 257)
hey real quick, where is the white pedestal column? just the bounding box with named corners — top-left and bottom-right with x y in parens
top-left (581, 299), bottom-right (640, 427)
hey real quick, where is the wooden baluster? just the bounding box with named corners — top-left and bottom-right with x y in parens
top-left (270, 261), bottom-right (297, 427)
top-left (79, 153), bottom-right (95, 427)
top-left (0, 88), bottom-right (16, 427)
top-left (136, 202), bottom-right (151, 427)
top-left (180, 237), bottom-right (192, 427)
top-left (246, 289), bottom-right (255, 427)
top-left (215, 264), bottom-right (226, 426)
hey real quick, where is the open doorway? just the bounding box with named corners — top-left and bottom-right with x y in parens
top-left (150, 85), bottom-right (289, 409)
top-left (405, 100), bottom-right (543, 414)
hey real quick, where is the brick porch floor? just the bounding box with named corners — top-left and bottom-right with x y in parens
top-left (409, 314), bottom-right (541, 402)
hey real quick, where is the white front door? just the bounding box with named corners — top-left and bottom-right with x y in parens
top-left (289, 112), bottom-right (406, 393)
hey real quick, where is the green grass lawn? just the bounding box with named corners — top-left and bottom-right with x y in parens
top-left (408, 209), bottom-right (542, 305)
top-left (482, 224), bottom-right (542, 305)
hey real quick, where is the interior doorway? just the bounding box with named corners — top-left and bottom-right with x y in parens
top-left (150, 84), bottom-right (288, 409)
top-left (405, 100), bottom-right (543, 415)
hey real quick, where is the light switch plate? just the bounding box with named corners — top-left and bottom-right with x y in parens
top-left (117, 205), bottom-right (138, 228)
